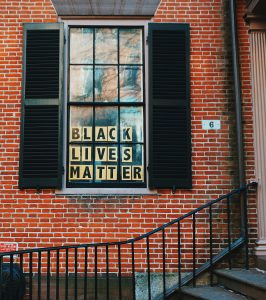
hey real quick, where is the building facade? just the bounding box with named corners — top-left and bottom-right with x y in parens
top-left (1, 0), bottom-right (263, 284)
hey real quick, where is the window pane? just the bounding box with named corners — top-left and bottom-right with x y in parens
top-left (70, 66), bottom-right (93, 102)
top-left (69, 106), bottom-right (93, 142)
top-left (95, 66), bottom-right (118, 102)
top-left (120, 29), bottom-right (142, 64)
top-left (120, 107), bottom-right (143, 143)
top-left (95, 106), bottom-right (118, 127)
top-left (120, 66), bottom-right (143, 102)
top-left (95, 28), bottom-right (117, 64)
top-left (70, 28), bottom-right (93, 64)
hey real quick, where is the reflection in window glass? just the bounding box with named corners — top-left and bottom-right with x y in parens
top-left (120, 107), bottom-right (143, 143)
top-left (120, 29), bottom-right (142, 64)
top-left (95, 66), bottom-right (118, 102)
top-left (70, 107), bottom-right (93, 142)
top-left (95, 106), bottom-right (118, 127)
top-left (120, 66), bottom-right (143, 102)
top-left (70, 66), bottom-right (93, 102)
top-left (95, 28), bottom-right (118, 64)
top-left (70, 28), bottom-right (93, 64)
top-left (70, 106), bottom-right (93, 127)
top-left (68, 27), bottom-right (144, 187)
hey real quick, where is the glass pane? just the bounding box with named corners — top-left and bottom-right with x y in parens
top-left (70, 28), bottom-right (93, 64)
top-left (95, 66), bottom-right (118, 102)
top-left (95, 106), bottom-right (118, 127)
top-left (120, 28), bottom-right (142, 64)
top-left (95, 28), bottom-right (118, 64)
top-left (120, 107), bottom-right (143, 143)
top-left (70, 66), bottom-right (93, 102)
top-left (95, 107), bottom-right (118, 160)
top-left (120, 66), bottom-right (143, 102)
top-left (69, 106), bottom-right (93, 142)
top-left (120, 144), bottom-right (144, 182)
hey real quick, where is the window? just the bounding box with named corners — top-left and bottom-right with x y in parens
top-left (67, 26), bottom-right (145, 187)
top-left (20, 22), bottom-right (191, 191)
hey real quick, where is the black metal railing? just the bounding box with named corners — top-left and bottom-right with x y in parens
top-left (0, 183), bottom-right (256, 300)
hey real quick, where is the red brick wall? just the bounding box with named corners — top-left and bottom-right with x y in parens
top-left (0, 0), bottom-right (257, 271)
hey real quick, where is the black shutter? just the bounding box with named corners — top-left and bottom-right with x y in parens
top-left (19, 23), bottom-right (64, 189)
top-left (148, 23), bottom-right (191, 189)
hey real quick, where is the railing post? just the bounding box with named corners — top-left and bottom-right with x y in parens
top-left (65, 248), bottom-right (69, 300)
top-left (178, 221), bottom-right (181, 290)
top-left (74, 248), bottom-right (78, 300)
top-left (209, 205), bottom-right (213, 286)
top-left (118, 244), bottom-right (122, 300)
top-left (192, 214), bottom-right (196, 287)
top-left (146, 236), bottom-right (151, 300)
top-left (227, 196), bottom-right (232, 269)
top-left (0, 255), bottom-right (2, 300)
top-left (47, 250), bottom-right (51, 300)
top-left (94, 246), bottom-right (98, 300)
top-left (243, 188), bottom-right (249, 269)
top-left (84, 247), bottom-right (88, 300)
top-left (106, 245), bottom-right (109, 300)
top-left (131, 242), bottom-right (136, 300)
top-left (29, 252), bottom-right (33, 300)
top-left (56, 249), bottom-right (60, 300)
top-left (162, 228), bottom-right (166, 298)
top-left (38, 252), bottom-right (42, 300)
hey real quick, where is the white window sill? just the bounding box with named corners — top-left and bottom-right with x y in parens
top-left (55, 188), bottom-right (157, 196)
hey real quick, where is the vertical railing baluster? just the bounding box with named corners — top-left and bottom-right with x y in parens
top-left (94, 246), bottom-right (98, 300)
top-left (47, 250), bottom-right (51, 300)
top-left (29, 252), bottom-right (33, 300)
top-left (227, 196), bottom-right (232, 269)
top-left (9, 255), bottom-right (13, 300)
top-left (0, 256), bottom-right (2, 300)
top-left (65, 248), bottom-right (69, 300)
top-left (178, 221), bottom-right (181, 289)
top-left (209, 205), bottom-right (213, 286)
top-left (118, 244), bottom-right (122, 300)
top-left (162, 228), bottom-right (166, 298)
top-left (146, 236), bottom-right (151, 300)
top-left (84, 246), bottom-right (88, 300)
top-left (74, 248), bottom-right (78, 300)
top-left (106, 245), bottom-right (109, 300)
top-left (38, 251), bottom-right (42, 300)
top-left (131, 242), bottom-right (136, 300)
top-left (192, 214), bottom-right (196, 287)
top-left (56, 249), bottom-right (60, 300)
top-left (243, 189), bottom-right (249, 269)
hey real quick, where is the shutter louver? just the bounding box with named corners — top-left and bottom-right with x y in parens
top-left (19, 23), bottom-right (64, 189)
top-left (148, 23), bottom-right (191, 189)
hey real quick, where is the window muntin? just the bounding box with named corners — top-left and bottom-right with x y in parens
top-left (67, 26), bottom-right (145, 187)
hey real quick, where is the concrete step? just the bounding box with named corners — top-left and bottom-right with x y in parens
top-left (178, 286), bottom-right (247, 300)
top-left (215, 269), bottom-right (266, 300)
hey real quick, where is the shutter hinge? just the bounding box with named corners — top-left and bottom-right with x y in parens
top-left (64, 35), bottom-right (66, 45)
top-left (62, 166), bottom-right (65, 175)
top-left (146, 36), bottom-right (149, 45)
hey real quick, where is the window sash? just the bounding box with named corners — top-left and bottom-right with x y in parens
top-left (67, 26), bottom-right (146, 188)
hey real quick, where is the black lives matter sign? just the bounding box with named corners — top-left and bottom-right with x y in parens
top-left (69, 126), bottom-right (143, 182)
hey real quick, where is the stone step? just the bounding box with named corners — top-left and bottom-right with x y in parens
top-left (178, 286), bottom-right (247, 300)
top-left (215, 269), bottom-right (266, 300)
